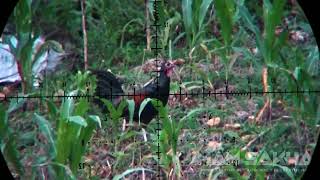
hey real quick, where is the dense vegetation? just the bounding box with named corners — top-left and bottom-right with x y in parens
top-left (0, 0), bottom-right (319, 179)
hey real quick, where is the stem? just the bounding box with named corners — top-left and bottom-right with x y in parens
top-left (145, 0), bottom-right (151, 51)
top-left (225, 47), bottom-right (230, 82)
top-left (81, 0), bottom-right (88, 70)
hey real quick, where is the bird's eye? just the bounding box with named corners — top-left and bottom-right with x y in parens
top-left (165, 62), bottom-right (170, 66)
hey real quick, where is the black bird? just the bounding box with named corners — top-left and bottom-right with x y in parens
top-left (92, 61), bottom-right (176, 124)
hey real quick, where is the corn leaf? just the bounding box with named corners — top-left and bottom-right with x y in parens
top-left (199, 0), bottom-right (213, 31)
top-left (126, 99), bottom-right (135, 124)
top-left (215, 0), bottom-right (235, 46)
top-left (138, 98), bottom-right (153, 124)
top-left (34, 113), bottom-right (57, 157)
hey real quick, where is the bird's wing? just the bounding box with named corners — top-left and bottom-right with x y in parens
top-left (133, 78), bottom-right (158, 106)
top-left (91, 69), bottom-right (124, 107)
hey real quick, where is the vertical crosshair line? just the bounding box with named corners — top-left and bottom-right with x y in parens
top-left (152, 0), bottom-right (161, 178)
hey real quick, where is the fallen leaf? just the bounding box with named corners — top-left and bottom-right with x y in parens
top-left (235, 111), bottom-right (249, 120)
top-left (288, 157), bottom-right (297, 165)
top-left (207, 141), bottom-right (222, 150)
top-left (241, 135), bottom-right (254, 142)
top-left (0, 93), bottom-right (5, 101)
top-left (262, 67), bottom-right (268, 94)
top-left (207, 117), bottom-right (221, 127)
top-left (224, 123), bottom-right (241, 130)
top-left (3, 86), bottom-right (11, 94)
top-left (290, 30), bottom-right (308, 43)
top-left (248, 115), bottom-right (255, 122)
top-left (245, 151), bottom-right (258, 160)
top-left (275, 26), bottom-right (283, 36)
top-left (172, 58), bottom-right (185, 65)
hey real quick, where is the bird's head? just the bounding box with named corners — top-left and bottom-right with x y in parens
top-left (161, 61), bottom-right (176, 77)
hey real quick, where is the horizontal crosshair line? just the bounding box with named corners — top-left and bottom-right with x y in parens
top-left (3, 90), bottom-right (320, 99)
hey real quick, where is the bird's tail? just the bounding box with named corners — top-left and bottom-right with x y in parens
top-left (91, 70), bottom-right (124, 110)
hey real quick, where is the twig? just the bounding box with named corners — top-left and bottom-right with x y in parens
top-left (81, 0), bottom-right (88, 70)
top-left (241, 128), bottom-right (271, 151)
top-left (145, 0), bottom-right (151, 51)
top-left (255, 67), bottom-right (270, 122)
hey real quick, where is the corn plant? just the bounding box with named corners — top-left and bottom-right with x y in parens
top-left (8, 0), bottom-right (64, 94)
top-left (100, 99), bottom-right (134, 144)
top-left (238, 0), bottom-right (286, 122)
top-left (278, 47), bottom-right (319, 127)
top-left (51, 92), bottom-right (100, 178)
top-left (160, 13), bottom-right (181, 57)
top-left (12, 0), bottom-right (33, 93)
top-left (240, 0), bottom-right (287, 79)
top-left (239, 0), bottom-right (319, 124)
top-left (26, 71), bottom-right (101, 179)
top-left (213, 0), bottom-right (237, 82)
top-left (138, 98), bottom-right (182, 178)
top-left (13, 0), bottom-right (36, 93)
top-left (239, 0), bottom-right (286, 66)
top-left (182, 0), bottom-right (214, 48)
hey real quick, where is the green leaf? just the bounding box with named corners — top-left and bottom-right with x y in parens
top-left (306, 47), bottom-right (320, 76)
top-left (273, 164), bottom-right (295, 180)
top-left (2, 134), bottom-right (25, 175)
top-left (34, 113), bottom-right (57, 157)
top-left (50, 161), bottom-right (76, 180)
top-left (60, 90), bottom-right (77, 119)
top-left (266, 62), bottom-right (279, 69)
top-left (293, 67), bottom-right (302, 81)
top-left (101, 98), bottom-right (117, 116)
top-left (119, 130), bottom-right (139, 143)
top-left (88, 115), bottom-right (101, 128)
top-left (0, 104), bottom-right (9, 137)
top-left (172, 155), bottom-right (182, 177)
top-left (67, 117), bottom-right (87, 173)
top-left (182, 0), bottom-right (192, 30)
top-left (181, 108), bottom-right (206, 122)
top-left (74, 99), bottom-right (89, 117)
top-left (151, 99), bottom-right (172, 138)
top-left (263, 0), bottom-right (285, 62)
top-left (112, 168), bottom-right (154, 180)
top-left (215, 0), bottom-right (235, 46)
top-left (138, 98), bottom-right (153, 124)
top-left (19, 131), bottom-right (35, 148)
top-left (70, 115), bottom-right (101, 173)
top-left (116, 100), bottom-right (128, 117)
top-left (182, 0), bottom-right (193, 45)
top-left (7, 94), bottom-right (26, 113)
top-left (0, 104), bottom-right (24, 175)
top-left (199, 0), bottom-right (213, 31)
top-left (55, 117), bottom-right (69, 166)
top-left (14, 0), bottom-right (32, 34)
top-left (126, 99), bottom-right (135, 124)
top-left (238, 4), bottom-right (262, 53)
top-left (69, 116), bottom-right (87, 127)
top-left (181, 108), bottom-right (206, 129)
top-left (46, 98), bottom-right (58, 119)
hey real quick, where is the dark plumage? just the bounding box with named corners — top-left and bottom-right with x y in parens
top-left (91, 61), bottom-right (175, 124)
